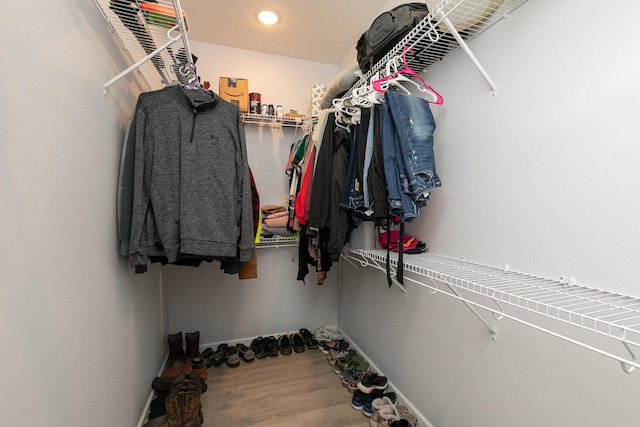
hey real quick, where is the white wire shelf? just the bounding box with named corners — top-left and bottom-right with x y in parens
top-left (349, 0), bottom-right (529, 98)
top-left (241, 113), bottom-right (315, 129)
top-left (257, 236), bottom-right (299, 249)
top-left (344, 249), bottom-right (640, 373)
top-left (94, 0), bottom-right (193, 94)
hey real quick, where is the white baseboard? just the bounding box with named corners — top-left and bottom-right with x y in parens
top-left (136, 352), bottom-right (169, 427)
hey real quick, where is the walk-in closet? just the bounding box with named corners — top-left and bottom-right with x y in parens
top-left (3, 0), bottom-right (640, 426)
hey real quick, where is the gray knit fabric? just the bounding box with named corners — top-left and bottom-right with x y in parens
top-left (127, 85), bottom-right (254, 269)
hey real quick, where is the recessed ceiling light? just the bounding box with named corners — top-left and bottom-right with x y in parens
top-left (256, 8), bottom-right (279, 25)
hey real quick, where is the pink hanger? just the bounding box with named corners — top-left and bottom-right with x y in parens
top-left (372, 46), bottom-right (443, 105)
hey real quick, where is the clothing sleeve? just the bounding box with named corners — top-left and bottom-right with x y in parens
top-left (237, 115), bottom-right (256, 262)
top-left (117, 116), bottom-right (135, 256)
top-left (127, 101), bottom-right (153, 270)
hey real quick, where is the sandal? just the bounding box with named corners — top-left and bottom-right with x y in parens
top-left (236, 343), bottom-right (255, 363)
top-left (321, 339), bottom-right (349, 354)
top-left (342, 368), bottom-right (369, 392)
top-left (328, 349), bottom-right (356, 365)
top-left (334, 355), bottom-right (367, 375)
top-left (225, 346), bottom-right (240, 368)
top-left (200, 347), bottom-right (214, 368)
top-left (212, 343), bottom-right (228, 367)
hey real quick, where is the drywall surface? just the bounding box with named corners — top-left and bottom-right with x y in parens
top-left (338, 0), bottom-right (640, 426)
top-left (0, 2), bottom-right (167, 425)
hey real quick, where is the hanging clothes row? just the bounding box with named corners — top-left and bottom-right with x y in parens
top-left (117, 76), bottom-right (257, 274)
top-left (289, 50), bottom-right (441, 284)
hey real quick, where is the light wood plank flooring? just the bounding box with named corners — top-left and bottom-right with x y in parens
top-left (200, 347), bottom-right (370, 426)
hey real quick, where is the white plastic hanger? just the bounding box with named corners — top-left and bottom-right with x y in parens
top-left (372, 47), bottom-right (444, 105)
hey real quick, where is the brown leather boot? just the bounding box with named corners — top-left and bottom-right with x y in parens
top-left (167, 332), bottom-right (184, 364)
top-left (165, 374), bottom-right (203, 427)
top-left (184, 331), bottom-right (200, 360)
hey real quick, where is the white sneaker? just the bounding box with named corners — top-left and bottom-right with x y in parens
top-left (314, 327), bottom-right (342, 342)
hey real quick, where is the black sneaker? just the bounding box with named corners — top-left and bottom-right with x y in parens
top-left (362, 389), bottom-right (386, 417)
top-left (278, 334), bottom-right (293, 355)
top-left (290, 333), bottom-right (305, 353)
top-left (299, 328), bottom-right (319, 349)
top-left (266, 336), bottom-right (279, 357)
top-left (351, 389), bottom-right (367, 410)
top-left (357, 372), bottom-right (388, 393)
top-left (250, 336), bottom-right (268, 359)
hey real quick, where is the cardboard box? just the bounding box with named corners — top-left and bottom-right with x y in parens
top-left (219, 77), bottom-right (249, 113)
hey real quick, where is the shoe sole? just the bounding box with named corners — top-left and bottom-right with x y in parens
top-left (351, 401), bottom-right (364, 411)
top-left (357, 383), bottom-right (388, 394)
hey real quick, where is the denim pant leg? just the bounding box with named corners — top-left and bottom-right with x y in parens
top-left (382, 99), bottom-right (420, 221)
top-left (381, 100), bottom-right (403, 217)
top-left (386, 91), bottom-right (441, 203)
top-left (362, 106), bottom-right (375, 208)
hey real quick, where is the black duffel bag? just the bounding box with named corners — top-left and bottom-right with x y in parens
top-left (356, 3), bottom-right (430, 74)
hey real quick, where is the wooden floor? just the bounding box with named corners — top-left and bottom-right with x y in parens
top-left (200, 347), bottom-right (370, 426)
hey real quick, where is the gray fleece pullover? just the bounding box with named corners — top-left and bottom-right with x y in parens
top-left (127, 84), bottom-right (254, 269)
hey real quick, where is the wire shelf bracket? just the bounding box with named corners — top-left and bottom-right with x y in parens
top-left (94, 0), bottom-right (194, 95)
top-left (345, 0), bottom-right (530, 101)
top-left (343, 249), bottom-right (640, 374)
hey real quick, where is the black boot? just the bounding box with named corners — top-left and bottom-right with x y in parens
top-left (167, 332), bottom-right (184, 364)
top-left (184, 331), bottom-right (200, 360)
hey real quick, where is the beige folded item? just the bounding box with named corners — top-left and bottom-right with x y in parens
top-left (261, 205), bottom-right (287, 215)
top-left (265, 210), bottom-right (289, 219)
top-left (264, 215), bottom-right (289, 228)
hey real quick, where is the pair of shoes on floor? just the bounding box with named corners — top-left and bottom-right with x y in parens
top-left (278, 334), bottom-right (293, 355)
top-left (321, 338), bottom-right (350, 354)
top-left (313, 326), bottom-right (342, 342)
top-left (357, 372), bottom-right (389, 394)
top-left (265, 336), bottom-right (280, 357)
top-left (366, 392), bottom-right (399, 419)
top-left (334, 354), bottom-right (368, 377)
top-left (224, 343), bottom-right (255, 367)
top-left (200, 347), bottom-right (214, 368)
top-left (352, 388), bottom-right (386, 412)
top-left (289, 332), bottom-right (306, 353)
top-left (375, 404), bottom-right (419, 427)
top-left (341, 367), bottom-right (369, 392)
top-left (327, 348), bottom-right (355, 365)
top-left (167, 331), bottom-right (202, 367)
top-left (203, 343), bottom-right (228, 368)
top-left (298, 328), bottom-right (319, 349)
top-left (250, 336), bottom-right (269, 359)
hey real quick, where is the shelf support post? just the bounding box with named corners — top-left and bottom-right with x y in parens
top-left (103, 25), bottom-right (182, 95)
top-left (437, 13), bottom-right (499, 98)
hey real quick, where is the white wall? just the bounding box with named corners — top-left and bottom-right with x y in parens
top-left (338, 0), bottom-right (640, 426)
top-left (165, 42), bottom-right (340, 347)
top-left (0, 2), bottom-right (168, 426)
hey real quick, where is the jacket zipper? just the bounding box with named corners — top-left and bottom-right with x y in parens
top-left (190, 108), bottom-right (197, 143)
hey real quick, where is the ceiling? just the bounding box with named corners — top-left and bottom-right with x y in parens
top-left (183, 0), bottom-right (389, 65)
